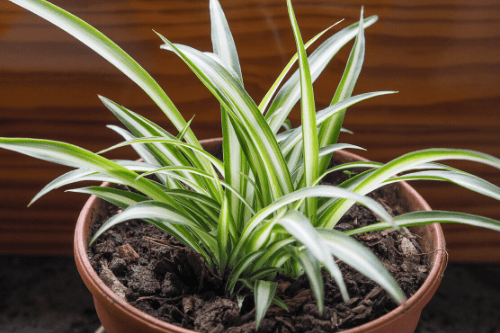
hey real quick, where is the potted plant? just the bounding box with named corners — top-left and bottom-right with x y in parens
top-left (2, 0), bottom-right (500, 332)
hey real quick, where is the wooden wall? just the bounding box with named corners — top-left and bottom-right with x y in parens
top-left (1, 0), bottom-right (499, 261)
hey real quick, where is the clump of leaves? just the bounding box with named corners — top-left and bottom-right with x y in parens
top-left (3, 0), bottom-right (500, 329)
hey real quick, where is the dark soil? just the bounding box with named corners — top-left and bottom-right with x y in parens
top-left (87, 179), bottom-right (430, 333)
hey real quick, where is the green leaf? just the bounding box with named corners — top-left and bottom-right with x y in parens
top-left (138, 166), bottom-right (210, 195)
top-left (0, 138), bottom-right (180, 208)
top-left (268, 252), bottom-right (293, 273)
top-left (210, 0), bottom-right (249, 228)
top-left (225, 111), bottom-right (274, 206)
top-left (292, 143), bottom-right (366, 181)
top-left (280, 91), bottom-right (395, 156)
top-left (0, 138), bottom-right (221, 265)
top-left (227, 251), bottom-right (265, 293)
top-left (317, 8), bottom-right (367, 176)
top-left (236, 295), bottom-right (247, 310)
top-left (345, 211), bottom-right (500, 235)
top-left (99, 137), bottom-right (225, 177)
top-left (90, 201), bottom-right (210, 243)
top-left (158, 37), bottom-right (294, 202)
top-left (217, 195), bottom-right (237, 276)
top-left (72, 183), bottom-right (220, 225)
top-left (100, 97), bottom-right (221, 199)
top-left (245, 267), bottom-right (284, 281)
top-left (290, 247), bottom-right (324, 312)
top-left (158, 188), bottom-right (221, 211)
top-left (176, 115), bottom-right (195, 141)
top-left (29, 168), bottom-right (96, 206)
top-left (102, 98), bottom-right (189, 173)
top-left (238, 171), bottom-right (263, 206)
top-left (259, 23), bottom-right (340, 113)
top-left (318, 161), bottom-right (382, 180)
top-left (265, 15), bottom-right (378, 133)
top-left (87, 200), bottom-right (220, 267)
top-left (384, 170), bottom-right (500, 201)
top-left (68, 186), bottom-right (149, 209)
top-left (286, 141), bottom-right (304, 181)
top-left (138, 165), bottom-right (255, 215)
top-left (287, 0), bottom-right (319, 224)
top-left (221, 105), bottom-right (248, 229)
top-left (271, 295), bottom-right (289, 312)
top-left (316, 160), bottom-right (463, 217)
top-left (319, 148), bottom-right (500, 229)
top-left (210, 0), bottom-right (243, 84)
top-left (277, 211), bottom-right (328, 263)
top-left (282, 119), bottom-right (292, 131)
top-left (331, 161), bottom-right (465, 196)
top-left (70, 186), bottom-right (214, 262)
top-left (230, 185), bottom-right (394, 267)
top-left (250, 237), bottom-right (297, 273)
top-left (107, 125), bottom-right (162, 169)
top-left (317, 228), bottom-right (406, 304)
top-left (254, 280), bottom-right (278, 330)
top-left (276, 210), bottom-right (349, 301)
top-left (9, 0), bottom-right (199, 147)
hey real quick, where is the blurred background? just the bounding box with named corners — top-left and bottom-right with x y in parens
top-left (0, 0), bottom-right (499, 262)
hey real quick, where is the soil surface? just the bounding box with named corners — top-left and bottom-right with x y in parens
top-left (87, 176), bottom-right (430, 332)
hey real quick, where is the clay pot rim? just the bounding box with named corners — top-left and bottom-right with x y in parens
top-left (74, 138), bottom-right (446, 333)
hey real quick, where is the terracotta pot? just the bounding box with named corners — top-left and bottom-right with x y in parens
top-left (74, 138), bottom-right (447, 333)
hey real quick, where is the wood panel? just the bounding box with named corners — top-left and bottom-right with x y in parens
top-left (0, 0), bottom-right (499, 261)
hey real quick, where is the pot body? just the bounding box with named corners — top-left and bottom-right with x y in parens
top-left (74, 138), bottom-right (447, 333)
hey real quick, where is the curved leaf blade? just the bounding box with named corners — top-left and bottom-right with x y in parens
top-left (384, 170), bottom-right (500, 201)
top-left (290, 247), bottom-right (324, 312)
top-left (29, 168), bottom-right (95, 206)
top-left (210, 0), bottom-right (243, 83)
top-left (0, 138), bottom-right (180, 208)
top-left (266, 15), bottom-right (378, 133)
top-left (9, 0), bottom-right (198, 147)
top-left (259, 22), bottom-right (340, 113)
top-left (210, 0), bottom-right (249, 227)
top-left (317, 8), bottom-right (367, 175)
top-left (230, 185), bottom-right (394, 267)
top-left (345, 211), bottom-right (500, 235)
top-left (71, 186), bottom-right (214, 263)
top-left (217, 195), bottom-right (237, 276)
top-left (276, 210), bottom-right (349, 301)
top-left (89, 200), bottom-right (210, 245)
top-left (280, 91), bottom-right (395, 156)
top-left (254, 280), bottom-right (278, 330)
top-left (318, 228), bottom-right (406, 304)
top-left (158, 37), bottom-right (294, 200)
top-left (320, 149), bottom-right (500, 228)
top-left (99, 137), bottom-right (225, 177)
top-left (287, 0), bottom-right (319, 223)
top-left (227, 250), bottom-right (265, 293)
top-left (100, 97), bottom-right (222, 199)
top-left (69, 186), bottom-right (149, 209)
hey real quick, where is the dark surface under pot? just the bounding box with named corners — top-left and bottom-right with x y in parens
top-left (0, 255), bottom-right (499, 333)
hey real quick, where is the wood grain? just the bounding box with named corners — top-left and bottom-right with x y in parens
top-left (0, 0), bottom-right (499, 261)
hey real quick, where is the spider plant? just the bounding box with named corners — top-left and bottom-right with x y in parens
top-left (2, 0), bottom-right (500, 329)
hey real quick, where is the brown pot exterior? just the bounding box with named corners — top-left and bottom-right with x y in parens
top-left (74, 138), bottom-right (447, 333)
